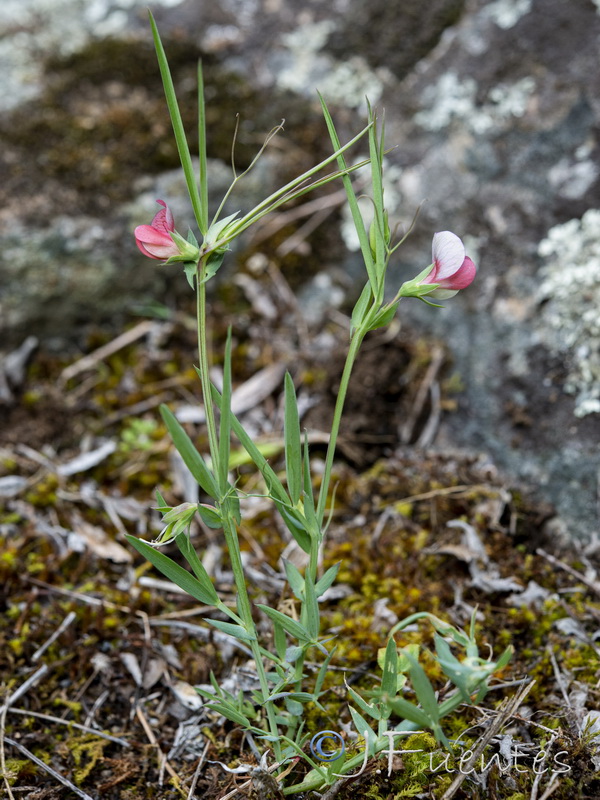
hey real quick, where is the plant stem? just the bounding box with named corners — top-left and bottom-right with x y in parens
top-left (316, 328), bottom-right (365, 526)
top-left (221, 512), bottom-right (283, 761)
top-left (196, 260), bottom-right (220, 472)
top-left (195, 261), bottom-right (282, 759)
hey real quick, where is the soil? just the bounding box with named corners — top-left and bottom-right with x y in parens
top-left (2, 300), bottom-right (600, 800)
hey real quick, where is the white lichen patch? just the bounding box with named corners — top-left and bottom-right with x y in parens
top-left (593, 0), bottom-right (600, 15)
top-left (275, 20), bottom-right (389, 109)
top-left (536, 209), bottom-right (600, 417)
top-left (0, 0), bottom-right (184, 111)
top-left (415, 72), bottom-right (536, 134)
top-left (481, 0), bottom-right (532, 29)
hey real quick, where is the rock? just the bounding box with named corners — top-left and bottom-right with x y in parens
top-left (0, 0), bottom-right (598, 538)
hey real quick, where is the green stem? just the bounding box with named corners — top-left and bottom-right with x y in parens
top-left (196, 260), bottom-right (220, 472)
top-left (316, 328), bottom-right (365, 525)
top-left (221, 512), bottom-right (283, 761)
top-left (195, 262), bottom-right (282, 759)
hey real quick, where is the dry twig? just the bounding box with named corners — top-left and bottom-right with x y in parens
top-left (440, 680), bottom-right (535, 800)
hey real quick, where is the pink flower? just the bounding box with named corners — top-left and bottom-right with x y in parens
top-left (421, 231), bottom-right (477, 298)
top-left (135, 200), bottom-right (180, 260)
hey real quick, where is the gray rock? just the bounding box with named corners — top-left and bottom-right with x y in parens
top-left (1, 0), bottom-right (598, 538)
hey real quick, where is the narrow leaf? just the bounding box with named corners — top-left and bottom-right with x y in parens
top-left (277, 504), bottom-right (312, 553)
top-left (160, 404), bottom-right (218, 498)
top-left (257, 604), bottom-right (312, 642)
top-left (381, 637), bottom-right (398, 698)
top-left (175, 532), bottom-right (220, 605)
top-left (283, 559), bottom-right (305, 600)
top-left (319, 93), bottom-right (377, 294)
top-left (219, 328), bottom-right (233, 494)
top-left (302, 433), bottom-right (320, 537)
top-left (348, 706), bottom-right (376, 756)
top-left (314, 646), bottom-right (336, 697)
top-left (126, 534), bottom-right (218, 606)
top-left (205, 618), bottom-right (256, 642)
top-left (210, 383), bottom-right (289, 506)
top-left (284, 372), bottom-right (302, 505)
top-left (148, 12), bottom-right (204, 231)
top-left (273, 619), bottom-right (287, 661)
top-left (403, 650), bottom-right (440, 725)
top-left (197, 60), bottom-right (208, 235)
top-left (303, 574), bottom-right (320, 641)
top-left (345, 684), bottom-right (381, 721)
top-left (204, 701), bottom-right (253, 728)
top-left (386, 696), bottom-right (432, 728)
top-left (314, 563), bottom-right (340, 598)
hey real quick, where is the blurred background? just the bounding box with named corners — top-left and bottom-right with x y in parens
top-left (0, 0), bottom-right (599, 539)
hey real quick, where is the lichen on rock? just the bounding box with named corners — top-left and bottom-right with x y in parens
top-left (536, 208), bottom-right (600, 417)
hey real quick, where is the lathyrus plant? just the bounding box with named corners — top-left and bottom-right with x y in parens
top-left (125, 12), bottom-right (508, 794)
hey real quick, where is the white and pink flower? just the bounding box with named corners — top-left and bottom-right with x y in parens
top-left (420, 231), bottom-right (477, 299)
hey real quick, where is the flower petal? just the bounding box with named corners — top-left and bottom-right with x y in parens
top-left (432, 231), bottom-right (466, 280)
top-left (135, 224), bottom-right (179, 259)
top-left (437, 256), bottom-right (476, 290)
top-left (150, 199), bottom-right (175, 233)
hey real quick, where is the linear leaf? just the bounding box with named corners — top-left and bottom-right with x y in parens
top-left (387, 696), bottom-right (432, 729)
top-left (273, 619), bottom-right (287, 661)
top-left (197, 61), bottom-right (208, 235)
top-left (218, 329), bottom-right (233, 494)
top-left (277, 504), bottom-right (312, 553)
top-left (175, 532), bottom-right (220, 605)
top-left (160, 404), bottom-right (218, 498)
top-left (284, 372), bottom-right (302, 505)
top-left (319, 93), bottom-right (377, 294)
top-left (403, 650), bottom-right (440, 725)
top-left (314, 563), bottom-right (340, 598)
top-left (349, 706), bottom-right (376, 756)
top-left (210, 384), bottom-right (289, 506)
top-left (303, 573), bottom-right (320, 641)
top-left (257, 605), bottom-right (312, 642)
top-left (381, 638), bottom-right (398, 698)
top-left (126, 535), bottom-right (217, 606)
top-left (205, 618), bottom-right (256, 642)
top-left (345, 684), bottom-right (381, 721)
top-left (283, 559), bottom-right (305, 600)
top-left (148, 12), bottom-right (204, 231)
top-left (204, 701), bottom-right (252, 729)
